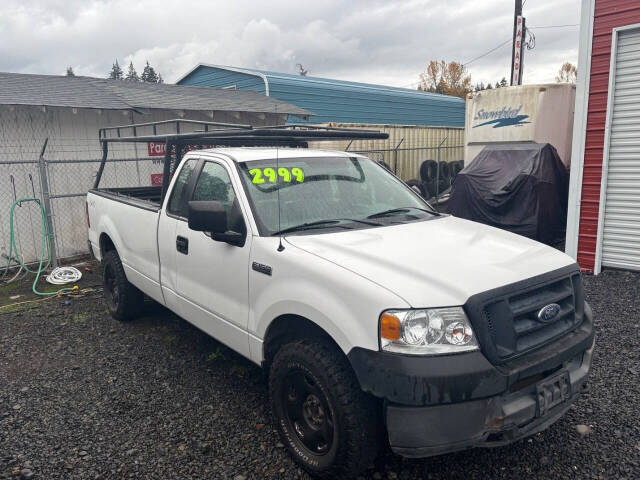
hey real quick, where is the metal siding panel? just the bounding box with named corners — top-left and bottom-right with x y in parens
top-left (179, 67), bottom-right (266, 95)
top-left (180, 66), bottom-right (465, 127)
top-left (306, 124), bottom-right (464, 180)
top-left (260, 73), bottom-right (465, 127)
top-left (601, 26), bottom-right (640, 270)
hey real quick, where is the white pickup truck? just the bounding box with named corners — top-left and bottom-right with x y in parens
top-left (87, 147), bottom-right (594, 479)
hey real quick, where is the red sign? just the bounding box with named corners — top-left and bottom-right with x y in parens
top-left (148, 142), bottom-right (166, 157)
top-left (511, 16), bottom-right (524, 85)
top-left (150, 174), bottom-right (163, 186)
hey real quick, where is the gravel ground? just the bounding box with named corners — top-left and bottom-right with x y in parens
top-left (1, 264), bottom-right (639, 479)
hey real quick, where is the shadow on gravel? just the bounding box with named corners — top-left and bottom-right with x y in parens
top-left (1, 265), bottom-right (639, 479)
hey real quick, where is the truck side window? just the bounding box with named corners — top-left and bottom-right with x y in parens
top-left (192, 162), bottom-right (246, 235)
top-left (167, 159), bottom-right (197, 217)
top-left (192, 162), bottom-right (236, 210)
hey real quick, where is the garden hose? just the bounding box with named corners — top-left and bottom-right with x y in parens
top-left (4, 197), bottom-right (76, 296)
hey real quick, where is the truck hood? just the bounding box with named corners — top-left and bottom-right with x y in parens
top-left (285, 216), bottom-right (576, 307)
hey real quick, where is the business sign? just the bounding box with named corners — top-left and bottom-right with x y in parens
top-left (150, 173), bottom-right (163, 186)
top-left (466, 87), bottom-right (538, 143)
top-left (148, 142), bottom-right (166, 157)
top-left (472, 105), bottom-right (530, 129)
top-left (511, 16), bottom-right (524, 85)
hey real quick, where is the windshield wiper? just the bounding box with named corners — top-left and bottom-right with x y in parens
top-left (366, 206), bottom-right (439, 219)
top-left (273, 218), bottom-right (382, 236)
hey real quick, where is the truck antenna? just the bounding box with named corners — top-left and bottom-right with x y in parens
top-left (276, 107), bottom-right (285, 252)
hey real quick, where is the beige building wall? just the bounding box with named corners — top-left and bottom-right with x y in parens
top-left (309, 123), bottom-right (465, 181)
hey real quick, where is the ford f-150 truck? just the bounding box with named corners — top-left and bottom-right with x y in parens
top-left (87, 147), bottom-right (594, 479)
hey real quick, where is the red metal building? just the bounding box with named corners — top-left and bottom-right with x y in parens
top-left (566, 0), bottom-right (640, 273)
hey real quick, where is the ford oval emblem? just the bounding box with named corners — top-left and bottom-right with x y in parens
top-left (538, 303), bottom-right (561, 323)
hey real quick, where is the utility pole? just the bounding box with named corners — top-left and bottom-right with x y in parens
top-left (510, 0), bottom-right (526, 85)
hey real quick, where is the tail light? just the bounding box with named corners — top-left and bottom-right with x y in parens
top-left (85, 200), bottom-right (90, 228)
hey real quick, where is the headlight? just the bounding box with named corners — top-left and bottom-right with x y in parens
top-left (380, 307), bottom-right (479, 355)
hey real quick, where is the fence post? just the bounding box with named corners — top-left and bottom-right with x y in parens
top-left (435, 137), bottom-right (448, 208)
top-left (37, 138), bottom-right (58, 268)
top-left (393, 138), bottom-right (404, 175)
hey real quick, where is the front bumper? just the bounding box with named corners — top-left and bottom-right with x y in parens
top-left (387, 339), bottom-right (593, 457)
top-left (347, 303), bottom-right (594, 457)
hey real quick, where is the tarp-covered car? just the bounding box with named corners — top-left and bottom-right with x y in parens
top-left (449, 143), bottom-right (569, 244)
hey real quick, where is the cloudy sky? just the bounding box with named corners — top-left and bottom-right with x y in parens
top-left (1, 0), bottom-right (581, 88)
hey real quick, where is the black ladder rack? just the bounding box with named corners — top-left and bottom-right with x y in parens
top-left (94, 119), bottom-right (389, 201)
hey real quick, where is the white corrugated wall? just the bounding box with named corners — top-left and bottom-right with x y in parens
top-left (599, 26), bottom-right (640, 271)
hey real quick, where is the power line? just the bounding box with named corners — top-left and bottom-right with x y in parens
top-left (396, 37), bottom-right (512, 88)
top-left (527, 23), bottom-right (579, 29)
top-left (463, 38), bottom-right (512, 66)
top-left (396, 22), bottom-right (579, 89)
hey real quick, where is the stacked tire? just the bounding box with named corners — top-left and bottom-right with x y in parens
top-left (406, 160), bottom-right (465, 200)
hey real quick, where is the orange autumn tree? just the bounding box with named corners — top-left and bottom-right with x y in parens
top-left (556, 62), bottom-right (577, 84)
top-left (418, 60), bottom-right (472, 98)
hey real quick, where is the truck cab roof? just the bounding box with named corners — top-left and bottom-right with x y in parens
top-left (191, 147), bottom-right (364, 163)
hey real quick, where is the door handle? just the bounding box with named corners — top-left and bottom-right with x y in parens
top-left (176, 235), bottom-right (189, 254)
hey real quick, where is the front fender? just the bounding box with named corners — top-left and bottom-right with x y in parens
top-left (248, 237), bottom-right (409, 364)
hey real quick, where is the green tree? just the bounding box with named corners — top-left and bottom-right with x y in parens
top-left (108, 60), bottom-right (123, 80)
top-left (66, 66), bottom-right (75, 77)
top-left (141, 61), bottom-right (160, 83)
top-left (499, 77), bottom-right (508, 87)
top-left (125, 62), bottom-right (139, 81)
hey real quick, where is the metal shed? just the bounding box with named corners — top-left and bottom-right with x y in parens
top-left (0, 72), bottom-right (310, 264)
top-left (176, 64), bottom-right (465, 128)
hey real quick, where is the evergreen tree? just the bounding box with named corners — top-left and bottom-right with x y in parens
top-left (486, 83), bottom-right (493, 90)
top-left (66, 66), bottom-right (75, 77)
top-left (108, 60), bottom-right (123, 80)
top-left (125, 61), bottom-right (139, 81)
top-left (499, 77), bottom-right (508, 87)
top-left (141, 61), bottom-right (159, 83)
top-left (495, 81), bottom-right (501, 89)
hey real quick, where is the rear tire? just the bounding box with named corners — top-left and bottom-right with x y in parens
top-left (269, 339), bottom-right (379, 479)
top-left (102, 250), bottom-right (143, 321)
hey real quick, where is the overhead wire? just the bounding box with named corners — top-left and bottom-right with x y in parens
top-left (462, 38), bottom-right (513, 66)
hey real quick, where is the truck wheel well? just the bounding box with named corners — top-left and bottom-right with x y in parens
top-left (99, 233), bottom-right (116, 258)
top-left (263, 314), bottom-right (341, 369)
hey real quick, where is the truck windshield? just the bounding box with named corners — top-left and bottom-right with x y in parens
top-left (237, 156), bottom-right (436, 236)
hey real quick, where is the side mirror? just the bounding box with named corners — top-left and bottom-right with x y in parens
top-left (187, 201), bottom-right (246, 247)
top-left (188, 201), bottom-right (227, 233)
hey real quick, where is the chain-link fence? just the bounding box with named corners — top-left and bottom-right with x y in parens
top-left (1, 107), bottom-right (464, 266)
top-left (0, 131), bottom-right (168, 267)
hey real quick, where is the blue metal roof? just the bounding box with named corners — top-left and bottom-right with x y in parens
top-left (177, 64), bottom-right (465, 127)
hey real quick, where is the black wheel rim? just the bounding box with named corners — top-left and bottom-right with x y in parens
top-left (282, 370), bottom-right (335, 455)
top-left (103, 264), bottom-right (119, 310)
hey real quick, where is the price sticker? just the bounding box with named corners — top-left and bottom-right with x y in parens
top-left (249, 167), bottom-right (304, 184)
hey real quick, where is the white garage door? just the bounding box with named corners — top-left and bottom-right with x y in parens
top-left (600, 26), bottom-right (640, 271)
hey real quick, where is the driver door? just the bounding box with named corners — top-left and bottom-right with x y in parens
top-left (174, 159), bottom-right (252, 357)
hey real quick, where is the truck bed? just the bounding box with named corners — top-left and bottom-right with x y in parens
top-left (89, 186), bottom-right (162, 212)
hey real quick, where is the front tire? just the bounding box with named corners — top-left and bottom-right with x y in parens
top-left (102, 250), bottom-right (143, 321)
top-left (269, 339), bottom-right (379, 479)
